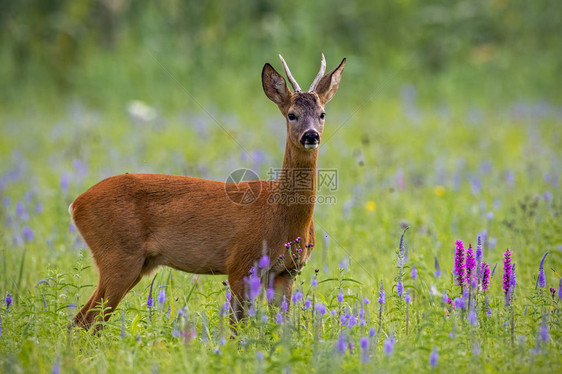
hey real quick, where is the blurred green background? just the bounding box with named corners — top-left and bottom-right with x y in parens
top-left (1, 0), bottom-right (561, 113)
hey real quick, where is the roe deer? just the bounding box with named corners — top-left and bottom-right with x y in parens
top-left (70, 54), bottom-right (346, 330)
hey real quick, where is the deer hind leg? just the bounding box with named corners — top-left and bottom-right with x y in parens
top-left (272, 271), bottom-right (294, 309)
top-left (75, 254), bottom-right (145, 331)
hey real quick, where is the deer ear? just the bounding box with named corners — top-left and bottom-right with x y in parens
top-left (262, 63), bottom-right (291, 106)
top-left (315, 58), bottom-right (346, 105)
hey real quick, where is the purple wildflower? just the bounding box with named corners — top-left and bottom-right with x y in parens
top-left (454, 297), bottom-right (465, 310)
top-left (315, 302), bottom-right (326, 316)
top-left (468, 309), bottom-right (478, 326)
top-left (411, 264), bottom-right (418, 279)
top-left (397, 277), bottom-right (404, 298)
top-left (454, 240), bottom-right (465, 289)
top-left (337, 290), bottom-right (344, 303)
top-left (52, 362), bottom-right (60, 374)
top-left (292, 290), bottom-right (303, 304)
top-left (558, 278), bottom-right (562, 299)
top-left (256, 351), bottom-right (264, 360)
top-left (363, 297), bottom-right (370, 304)
top-left (258, 255), bottom-right (270, 269)
top-left (15, 201), bottom-right (25, 217)
top-left (434, 256), bottom-right (441, 278)
top-left (266, 288), bottom-right (274, 302)
top-left (281, 296), bottom-right (288, 312)
top-left (244, 273), bottom-right (261, 301)
top-left (465, 244), bottom-right (476, 287)
top-left (405, 290), bottom-right (411, 304)
top-left (378, 281), bottom-right (385, 304)
top-left (276, 312), bottom-right (283, 324)
top-left (429, 348), bottom-right (438, 368)
top-left (383, 336), bottom-right (394, 356)
top-left (5, 293), bottom-right (12, 308)
top-left (537, 251), bottom-right (548, 288)
top-left (503, 249), bottom-right (513, 297)
top-left (476, 236), bottom-right (483, 262)
top-left (337, 334), bottom-right (347, 354)
top-left (304, 298), bottom-right (311, 309)
top-left (360, 337), bottom-right (369, 363)
top-left (539, 318), bottom-right (549, 343)
top-left (60, 174), bottom-right (69, 193)
top-left (147, 276), bottom-right (156, 308)
top-left (369, 327), bottom-right (376, 337)
top-left (22, 226), bottom-right (34, 242)
top-left (158, 289), bottom-right (166, 304)
top-left (481, 262), bottom-right (491, 291)
top-left (311, 277), bottom-right (318, 287)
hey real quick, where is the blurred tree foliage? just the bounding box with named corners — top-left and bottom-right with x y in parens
top-left (0, 0), bottom-right (560, 109)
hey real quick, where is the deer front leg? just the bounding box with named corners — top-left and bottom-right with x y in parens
top-left (227, 274), bottom-right (246, 325)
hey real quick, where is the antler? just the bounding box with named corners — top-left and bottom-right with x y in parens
top-left (308, 53), bottom-right (326, 92)
top-left (278, 54), bottom-right (302, 93)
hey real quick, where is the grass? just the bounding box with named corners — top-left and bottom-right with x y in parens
top-left (0, 80), bottom-right (561, 373)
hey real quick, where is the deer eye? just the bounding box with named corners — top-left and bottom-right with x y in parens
top-left (288, 113), bottom-right (297, 121)
top-left (320, 113), bottom-right (326, 120)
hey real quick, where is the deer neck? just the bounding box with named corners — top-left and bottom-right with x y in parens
top-left (277, 140), bottom-right (318, 229)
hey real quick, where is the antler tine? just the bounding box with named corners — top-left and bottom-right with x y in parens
top-left (279, 54), bottom-right (301, 93)
top-left (309, 53), bottom-right (326, 92)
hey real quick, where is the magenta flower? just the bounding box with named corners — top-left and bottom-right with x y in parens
top-left (465, 244), bottom-right (476, 287)
top-left (503, 249), bottom-right (513, 297)
top-left (454, 239), bottom-right (465, 290)
top-left (481, 262), bottom-right (491, 291)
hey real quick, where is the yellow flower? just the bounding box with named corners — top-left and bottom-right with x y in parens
top-left (365, 201), bottom-right (377, 211)
top-left (434, 186), bottom-right (446, 197)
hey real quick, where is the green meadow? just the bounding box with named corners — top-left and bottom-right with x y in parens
top-left (1, 1), bottom-right (561, 373)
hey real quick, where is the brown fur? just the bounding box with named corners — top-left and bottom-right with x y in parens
top-left (71, 57), bottom-right (345, 330)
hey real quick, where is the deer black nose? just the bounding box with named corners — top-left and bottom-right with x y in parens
top-left (300, 130), bottom-right (320, 149)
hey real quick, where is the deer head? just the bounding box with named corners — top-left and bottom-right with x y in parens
top-left (262, 54), bottom-right (346, 153)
